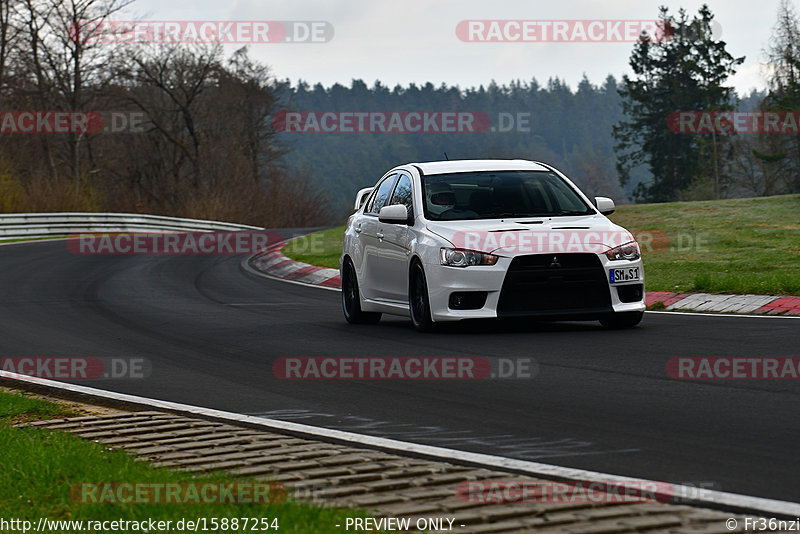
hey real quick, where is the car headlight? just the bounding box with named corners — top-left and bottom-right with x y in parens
top-left (605, 241), bottom-right (641, 261)
top-left (440, 248), bottom-right (499, 267)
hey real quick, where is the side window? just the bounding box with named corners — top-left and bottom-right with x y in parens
top-left (366, 174), bottom-right (398, 215)
top-left (389, 174), bottom-right (414, 220)
top-left (363, 188), bottom-right (379, 214)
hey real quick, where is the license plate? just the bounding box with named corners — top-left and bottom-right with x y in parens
top-left (609, 267), bottom-right (640, 283)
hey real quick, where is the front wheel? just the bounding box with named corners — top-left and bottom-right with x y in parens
top-left (409, 262), bottom-right (435, 332)
top-left (600, 311), bottom-right (644, 329)
top-left (342, 259), bottom-right (381, 324)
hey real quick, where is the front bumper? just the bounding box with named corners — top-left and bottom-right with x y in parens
top-left (423, 252), bottom-right (645, 322)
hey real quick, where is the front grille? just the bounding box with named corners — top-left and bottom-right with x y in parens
top-left (497, 253), bottom-right (612, 317)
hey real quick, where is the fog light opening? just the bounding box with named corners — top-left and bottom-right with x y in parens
top-left (448, 292), bottom-right (488, 310)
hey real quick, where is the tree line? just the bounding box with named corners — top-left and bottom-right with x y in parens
top-left (281, 3), bottom-right (796, 211)
top-left (277, 75), bottom-right (631, 212)
top-left (0, 1), bottom-right (797, 223)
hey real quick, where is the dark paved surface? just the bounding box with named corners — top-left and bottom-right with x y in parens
top-left (1, 238), bottom-right (798, 502)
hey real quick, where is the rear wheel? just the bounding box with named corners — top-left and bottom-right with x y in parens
top-left (342, 259), bottom-right (381, 324)
top-left (409, 262), bottom-right (435, 332)
top-left (600, 311), bottom-right (644, 329)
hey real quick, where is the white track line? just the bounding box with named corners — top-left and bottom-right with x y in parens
top-left (647, 310), bottom-right (800, 320)
top-left (0, 237), bottom-right (69, 246)
top-left (2, 370), bottom-right (798, 517)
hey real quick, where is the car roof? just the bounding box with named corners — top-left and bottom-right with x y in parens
top-left (408, 159), bottom-right (550, 175)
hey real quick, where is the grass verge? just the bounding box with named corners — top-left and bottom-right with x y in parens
top-left (281, 226), bottom-right (344, 269)
top-left (281, 195), bottom-right (800, 295)
top-left (0, 389), bottom-right (77, 424)
top-left (610, 194), bottom-right (800, 294)
top-left (0, 389), bottom-right (375, 533)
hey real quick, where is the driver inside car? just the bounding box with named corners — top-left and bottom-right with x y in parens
top-left (426, 184), bottom-right (479, 220)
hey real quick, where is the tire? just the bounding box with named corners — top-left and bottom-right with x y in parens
top-left (600, 310), bottom-right (644, 329)
top-left (341, 259), bottom-right (381, 324)
top-left (409, 262), bottom-right (435, 332)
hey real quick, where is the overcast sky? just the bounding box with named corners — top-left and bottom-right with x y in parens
top-left (122, 0), bottom-right (779, 94)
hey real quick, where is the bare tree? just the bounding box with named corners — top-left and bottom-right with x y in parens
top-left (16, 0), bottom-right (133, 182)
top-left (729, 133), bottom-right (792, 196)
top-left (223, 46), bottom-right (287, 181)
top-left (764, 0), bottom-right (800, 192)
top-left (0, 3), bottom-right (330, 225)
top-left (0, 0), bottom-right (24, 93)
top-left (115, 43), bottom-right (223, 207)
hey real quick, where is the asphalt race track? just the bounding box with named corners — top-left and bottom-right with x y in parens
top-left (1, 238), bottom-right (799, 502)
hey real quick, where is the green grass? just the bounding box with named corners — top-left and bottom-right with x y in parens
top-left (283, 195), bottom-right (800, 295)
top-left (0, 389), bottom-right (76, 423)
top-left (282, 226), bottom-right (344, 269)
top-left (609, 194), bottom-right (800, 295)
top-left (0, 390), bottom-right (377, 533)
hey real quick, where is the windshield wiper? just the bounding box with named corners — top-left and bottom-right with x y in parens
top-left (551, 210), bottom-right (593, 216)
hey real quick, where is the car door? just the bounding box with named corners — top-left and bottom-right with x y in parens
top-left (376, 172), bottom-right (415, 302)
top-left (360, 173), bottom-right (398, 300)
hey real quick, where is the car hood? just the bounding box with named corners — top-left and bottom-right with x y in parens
top-left (425, 216), bottom-right (634, 255)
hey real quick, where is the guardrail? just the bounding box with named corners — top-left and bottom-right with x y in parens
top-left (0, 213), bottom-right (263, 240)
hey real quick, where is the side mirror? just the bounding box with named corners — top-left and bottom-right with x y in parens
top-left (354, 187), bottom-right (373, 211)
top-left (378, 204), bottom-right (409, 224)
top-left (594, 197), bottom-right (615, 215)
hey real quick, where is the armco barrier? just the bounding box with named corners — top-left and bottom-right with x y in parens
top-left (0, 213), bottom-right (262, 240)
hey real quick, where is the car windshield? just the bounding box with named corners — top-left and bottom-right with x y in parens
top-left (421, 170), bottom-right (594, 221)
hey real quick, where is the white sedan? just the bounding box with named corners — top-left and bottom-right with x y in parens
top-left (340, 159), bottom-right (645, 332)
